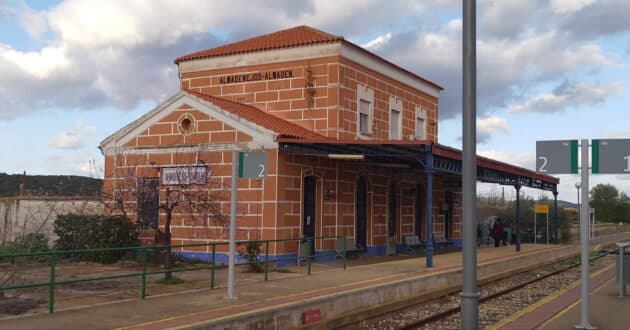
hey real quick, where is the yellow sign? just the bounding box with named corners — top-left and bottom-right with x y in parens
top-left (534, 204), bottom-right (549, 214)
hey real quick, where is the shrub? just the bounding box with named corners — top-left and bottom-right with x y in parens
top-left (238, 241), bottom-right (263, 273)
top-left (54, 214), bottom-right (139, 263)
top-left (8, 233), bottom-right (49, 262)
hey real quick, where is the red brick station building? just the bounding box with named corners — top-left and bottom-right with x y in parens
top-left (100, 26), bottom-right (559, 266)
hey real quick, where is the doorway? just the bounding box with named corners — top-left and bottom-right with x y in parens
top-left (415, 184), bottom-right (423, 239)
top-left (303, 176), bottom-right (317, 253)
top-left (387, 181), bottom-right (398, 255)
top-left (355, 176), bottom-right (368, 250)
top-left (444, 191), bottom-right (453, 239)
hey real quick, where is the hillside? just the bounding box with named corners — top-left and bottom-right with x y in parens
top-left (0, 173), bottom-right (103, 197)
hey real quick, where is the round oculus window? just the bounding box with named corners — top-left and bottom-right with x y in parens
top-left (177, 114), bottom-right (195, 134)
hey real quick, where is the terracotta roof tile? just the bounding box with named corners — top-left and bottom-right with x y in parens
top-left (184, 89), bottom-right (328, 141)
top-left (175, 25), bottom-right (342, 63)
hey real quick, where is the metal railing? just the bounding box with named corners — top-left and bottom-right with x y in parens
top-left (0, 235), bottom-right (349, 314)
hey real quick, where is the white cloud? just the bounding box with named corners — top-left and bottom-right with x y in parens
top-left (478, 150), bottom-right (535, 170)
top-left (0, 44), bottom-right (71, 79)
top-left (17, 4), bottom-right (48, 38)
top-left (550, 0), bottom-right (596, 14)
top-left (477, 116), bottom-right (510, 143)
top-left (482, 0), bottom-right (538, 38)
top-left (508, 80), bottom-right (623, 113)
top-left (361, 32), bottom-right (392, 51)
top-left (50, 119), bottom-right (96, 149)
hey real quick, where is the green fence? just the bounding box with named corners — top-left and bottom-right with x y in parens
top-left (0, 236), bottom-right (349, 314)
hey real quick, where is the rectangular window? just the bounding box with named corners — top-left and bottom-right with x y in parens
top-left (415, 108), bottom-right (427, 140)
top-left (137, 178), bottom-right (159, 230)
top-left (359, 99), bottom-right (371, 135)
top-left (389, 109), bottom-right (401, 140)
top-left (415, 117), bottom-right (425, 139)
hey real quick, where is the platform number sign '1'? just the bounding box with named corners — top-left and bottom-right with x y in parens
top-left (592, 139), bottom-right (630, 174)
top-left (238, 152), bottom-right (268, 179)
top-left (536, 140), bottom-right (578, 174)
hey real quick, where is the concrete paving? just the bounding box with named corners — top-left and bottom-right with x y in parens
top-left (538, 269), bottom-right (630, 330)
top-left (0, 232), bottom-right (628, 330)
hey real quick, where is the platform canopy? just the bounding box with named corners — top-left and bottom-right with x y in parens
top-left (278, 138), bottom-right (558, 192)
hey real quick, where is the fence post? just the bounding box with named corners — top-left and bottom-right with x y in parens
top-left (141, 249), bottom-right (147, 299)
top-left (264, 241), bottom-right (270, 281)
top-left (211, 243), bottom-right (216, 290)
top-left (48, 254), bottom-right (56, 314)
top-left (343, 236), bottom-right (347, 270)
top-left (307, 237), bottom-right (312, 276)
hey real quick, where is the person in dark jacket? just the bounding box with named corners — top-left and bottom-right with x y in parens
top-left (491, 218), bottom-right (505, 247)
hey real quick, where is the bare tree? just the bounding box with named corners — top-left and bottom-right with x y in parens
top-left (103, 151), bottom-right (229, 280)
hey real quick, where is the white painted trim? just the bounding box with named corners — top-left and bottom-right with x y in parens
top-left (357, 85), bottom-right (374, 137)
top-left (100, 92), bottom-right (278, 154)
top-left (340, 43), bottom-right (441, 98)
top-left (179, 43), bottom-right (342, 73)
top-left (101, 142), bottom-right (273, 157)
top-left (389, 96), bottom-right (403, 140)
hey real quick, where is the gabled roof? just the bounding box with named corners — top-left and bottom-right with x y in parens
top-left (184, 90), bottom-right (328, 140)
top-left (175, 25), bottom-right (342, 64)
top-left (99, 90), bottom-right (329, 153)
top-left (175, 25), bottom-right (443, 92)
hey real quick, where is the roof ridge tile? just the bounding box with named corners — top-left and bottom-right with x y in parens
top-left (175, 25), bottom-right (342, 63)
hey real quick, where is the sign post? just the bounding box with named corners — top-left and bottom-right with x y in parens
top-left (534, 204), bottom-right (549, 244)
top-left (537, 137), bottom-right (630, 329)
top-left (227, 151), bottom-right (267, 300)
top-left (576, 139), bottom-right (593, 329)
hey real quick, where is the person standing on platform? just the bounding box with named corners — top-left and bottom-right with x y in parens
top-left (491, 218), bottom-right (505, 247)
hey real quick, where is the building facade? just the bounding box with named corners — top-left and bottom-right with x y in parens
top-left (100, 26), bottom-right (557, 263)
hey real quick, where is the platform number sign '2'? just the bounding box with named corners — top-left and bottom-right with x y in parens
top-left (238, 152), bottom-right (268, 179)
top-left (536, 140), bottom-right (578, 174)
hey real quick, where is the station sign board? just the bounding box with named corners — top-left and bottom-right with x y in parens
top-left (592, 139), bottom-right (630, 174)
top-left (534, 204), bottom-right (549, 214)
top-left (238, 152), bottom-right (268, 179)
top-left (161, 166), bottom-right (207, 185)
top-left (536, 140), bottom-right (578, 174)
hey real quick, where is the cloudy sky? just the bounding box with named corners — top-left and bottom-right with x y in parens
top-left (1, 0), bottom-right (629, 203)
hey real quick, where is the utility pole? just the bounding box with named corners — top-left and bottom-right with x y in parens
top-left (461, 0), bottom-right (479, 328)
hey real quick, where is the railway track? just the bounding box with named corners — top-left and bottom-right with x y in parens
top-left (351, 251), bottom-right (614, 330)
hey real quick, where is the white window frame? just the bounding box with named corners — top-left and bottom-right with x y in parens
top-left (357, 85), bottom-right (374, 136)
top-left (389, 96), bottom-right (403, 140)
top-left (415, 106), bottom-right (427, 140)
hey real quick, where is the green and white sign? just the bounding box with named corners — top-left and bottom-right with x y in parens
top-left (592, 139), bottom-right (630, 174)
top-left (238, 151), bottom-right (267, 178)
top-left (536, 140), bottom-right (578, 174)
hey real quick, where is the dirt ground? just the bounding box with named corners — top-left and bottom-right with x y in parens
top-left (0, 258), bottom-right (314, 318)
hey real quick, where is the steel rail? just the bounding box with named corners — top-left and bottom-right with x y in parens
top-left (396, 252), bottom-right (609, 330)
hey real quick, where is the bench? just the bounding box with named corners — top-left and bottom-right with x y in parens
top-left (335, 237), bottom-right (363, 258)
top-left (404, 235), bottom-right (425, 255)
top-left (433, 232), bottom-right (453, 250)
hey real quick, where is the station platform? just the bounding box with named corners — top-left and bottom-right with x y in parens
top-left (495, 259), bottom-right (629, 330)
top-left (1, 232), bottom-right (629, 330)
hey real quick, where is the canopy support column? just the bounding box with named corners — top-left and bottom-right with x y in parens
top-left (515, 183), bottom-right (521, 252)
top-left (553, 189), bottom-right (559, 244)
top-left (425, 146), bottom-right (434, 268)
